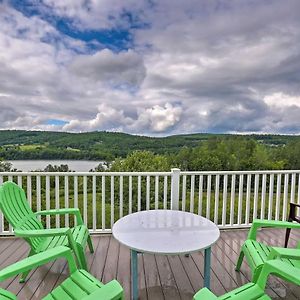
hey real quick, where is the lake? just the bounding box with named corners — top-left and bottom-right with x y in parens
top-left (7, 160), bottom-right (104, 172)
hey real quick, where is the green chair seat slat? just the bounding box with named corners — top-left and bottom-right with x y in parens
top-left (39, 225), bottom-right (88, 252)
top-left (71, 270), bottom-right (103, 292)
top-left (219, 283), bottom-right (268, 300)
top-left (193, 284), bottom-right (270, 300)
top-left (0, 289), bottom-right (17, 300)
top-left (243, 240), bottom-right (299, 270)
top-left (43, 285), bottom-right (75, 300)
top-left (44, 270), bottom-right (105, 300)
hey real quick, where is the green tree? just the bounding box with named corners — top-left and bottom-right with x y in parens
top-left (0, 159), bottom-right (13, 171)
top-left (110, 151), bottom-right (171, 172)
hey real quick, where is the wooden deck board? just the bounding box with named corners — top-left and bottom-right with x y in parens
top-left (0, 229), bottom-right (299, 299)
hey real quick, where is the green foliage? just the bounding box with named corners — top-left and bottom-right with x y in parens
top-left (43, 164), bottom-right (72, 172)
top-left (0, 159), bottom-right (13, 172)
top-left (170, 137), bottom-right (299, 171)
top-left (110, 151), bottom-right (171, 172)
top-left (0, 130), bottom-right (299, 171)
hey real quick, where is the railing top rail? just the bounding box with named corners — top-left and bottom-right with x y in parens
top-left (0, 170), bottom-right (299, 176)
top-left (181, 170), bottom-right (300, 175)
top-left (0, 171), bottom-right (172, 176)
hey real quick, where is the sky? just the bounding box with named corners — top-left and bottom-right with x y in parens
top-left (0, 0), bottom-right (300, 136)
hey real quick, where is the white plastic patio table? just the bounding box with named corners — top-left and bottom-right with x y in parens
top-left (112, 209), bottom-right (220, 300)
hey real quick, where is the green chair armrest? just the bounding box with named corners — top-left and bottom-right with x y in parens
top-left (193, 288), bottom-right (218, 300)
top-left (0, 289), bottom-right (17, 300)
top-left (35, 208), bottom-right (83, 225)
top-left (15, 228), bottom-right (79, 262)
top-left (83, 280), bottom-right (124, 300)
top-left (14, 228), bottom-right (70, 238)
top-left (257, 260), bottom-right (300, 288)
top-left (0, 246), bottom-right (77, 282)
top-left (267, 247), bottom-right (300, 260)
top-left (248, 219), bottom-right (300, 240)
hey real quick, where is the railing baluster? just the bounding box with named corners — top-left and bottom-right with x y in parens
top-left (230, 174), bottom-right (236, 226)
top-left (120, 176), bottom-right (123, 217)
top-left (146, 176), bottom-right (150, 210)
top-left (237, 174), bottom-right (243, 225)
top-left (282, 174), bottom-right (289, 221)
top-left (83, 175), bottom-right (87, 226)
top-left (268, 174), bottom-right (274, 220)
top-left (102, 175), bottom-right (106, 230)
top-left (245, 174), bottom-right (251, 225)
top-left (275, 174), bottom-right (282, 220)
top-left (198, 175), bottom-right (203, 216)
top-left (0, 176), bottom-right (3, 233)
top-left (222, 175), bottom-right (228, 226)
top-left (17, 176), bottom-right (22, 187)
top-left (111, 176), bottom-right (114, 228)
top-left (138, 176), bottom-right (141, 211)
top-left (260, 174), bottom-right (266, 219)
top-left (129, 176), bottom-right (133, 213)
top-left (64, 176), bottom-right (69, 227)
top-left (298, 174), bottom-right (300, 205)
top-left (27, 175), bottom-right (32, 208)
top-left (55, 176), bottom-right (60, 228)
top-left (92, 175), bottom-right (96, 231)
top-left (36, 175), bottom-right (41, 221)
top-left (253, 174), bottom-right (259, 220)
top-left (291, 173), bottom-right (296, 203)
top-left (46, 175), bottom-right (50, 228)
top-left (155, 176), bottom-right (159, 210)
top-left (190, 175), bottom-right (195, 213)
top-left (214, 175), bottom-right (219, 224)
top-left (206, 175), bottom-right (211, 219)
top-left (163, 176), bottom-right (168, 209)
top-left (74, 176), bottom-right (78, 226)
top-left (182, 175), bottom-right (186, 211)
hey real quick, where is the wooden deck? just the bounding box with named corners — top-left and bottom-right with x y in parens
top-left (0, 228), bottom-right (300, 299)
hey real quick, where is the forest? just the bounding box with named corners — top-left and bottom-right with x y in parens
top-left (0, 130), bottom-right (298, 163)
top-left (0, 130), bottom-right (299, 171)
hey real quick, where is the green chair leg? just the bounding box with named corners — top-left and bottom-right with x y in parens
top-left (87, 235), bottom-right (94, 253)
top-left (77, 244), bottom-right (88, 270)
top-left (253, 265), bottom-right (263, 283)
top-left (235, 250), bottom-right (244, 271)
top-left (20, 250), bottom-right (35, 283)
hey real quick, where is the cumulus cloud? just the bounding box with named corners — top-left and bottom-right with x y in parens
top-left (1, 0), bottom-right (300, 135)
top-left (62, 102), bottom-right (182, 133)
top-left (133, 103), bottom-right (183, 132)
top-left (264, 92), bottom-right (300, 108)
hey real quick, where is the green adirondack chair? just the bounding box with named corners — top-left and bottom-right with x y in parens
top-left (235, 219), bottom-right (300, 282)
top-left (194, 257), bottom-right (300, 299)
top-left (0, 181), bottom-right (94, 282)
top-left (0, 246), bottom-right (124, 300)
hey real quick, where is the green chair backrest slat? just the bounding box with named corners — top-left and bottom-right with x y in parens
top-left (0, 182), bottom-right (45, 250)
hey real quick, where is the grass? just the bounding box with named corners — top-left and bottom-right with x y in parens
top-left (19, 144), bottom-right (46, 150)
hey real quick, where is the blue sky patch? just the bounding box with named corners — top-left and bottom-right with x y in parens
top-left (10, 0), bottom-right (138, 52)
top-left (45, 119), bottom-right (68, 126)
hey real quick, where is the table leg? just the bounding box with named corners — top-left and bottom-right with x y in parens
top-left (204, 247), bottom-right (211, 289)
top-left (131, 250), bottom-right (138, 300)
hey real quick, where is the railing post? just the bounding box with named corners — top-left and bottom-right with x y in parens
top-left (171, 168), bottom-right (180, 210)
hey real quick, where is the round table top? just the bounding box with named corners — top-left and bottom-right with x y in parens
top-left (112, 209), bottom-right (220, 255)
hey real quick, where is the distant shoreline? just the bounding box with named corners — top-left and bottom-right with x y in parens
top-left (6, 160), bottom-right (104, 172)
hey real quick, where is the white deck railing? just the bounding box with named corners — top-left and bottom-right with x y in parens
top-left (0, 169), bottom-right (299, 234)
